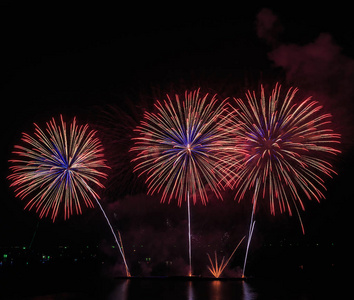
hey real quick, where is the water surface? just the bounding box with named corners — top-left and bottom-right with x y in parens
top-left (10, 277), bottom-right (345, 300)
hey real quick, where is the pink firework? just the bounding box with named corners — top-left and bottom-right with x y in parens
top-left (8, 115), bottom-right (109, 221)
top-left (229, 83), bottom-right (341, 229)
top-left (130, 89), bottom-right (239, 206)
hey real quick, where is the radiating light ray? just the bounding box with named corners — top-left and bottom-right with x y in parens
top-left (8, 115), bottom-right (108, 221)
top-left (130, 88), bottom-right (242, 205)
top-left (8, 115), bottom-right (131, 277)
top-left (207, 236), bottom-right (245, 278)
top-left (226, 83), bottom-right (341, 277)
top-left (131, 89), bottom-right (243, 276)
top-left (227, 83), bottom-right (340, 220)
top-left (207, 252), bottom-right (225, 278)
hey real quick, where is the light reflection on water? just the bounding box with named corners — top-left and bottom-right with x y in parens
top-left (242, 281), bottom-right (258, 300)
top-left (107, 279), bottom-right (259, 300)
top-left (209, 280), bottom-right (223, 300)
top-left (29, 277), bottom-right (343, 300)
top-left (188, 281), bottom-right (195, 300)
top-left (107, 279), bottom-right (130, 300)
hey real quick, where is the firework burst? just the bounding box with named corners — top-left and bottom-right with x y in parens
top-left (130, 88), bottom-right (239, 206)
top-left (8, 115), bottom-right (109, 221)
top-left (229, 83), bottom-right (341, 221)
top-left (228, 83), bottom-right (341, 277)
top-left (207, 236), bottom-right (245, 278)
top-left (130, 88), bottom-right (241, 276)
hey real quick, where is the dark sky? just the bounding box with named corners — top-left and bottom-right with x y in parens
top-left (1, 4), bottom-right (353, 276)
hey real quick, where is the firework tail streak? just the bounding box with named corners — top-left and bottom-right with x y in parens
top-left (130, 89), bottom-right (242, 276)
top-left (8, 115), bottom-right (130, 276)
top-left (226, 84), bottom-right (341, 276)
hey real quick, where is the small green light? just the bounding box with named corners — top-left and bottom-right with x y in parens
top-left (3, 254), bottom-right (7, 258)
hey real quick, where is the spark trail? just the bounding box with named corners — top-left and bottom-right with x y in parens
top-left (131, 89), bottom-right (242, 275)
top-left (227, 84), bottom-right (341, 276)
top-left (207, 236), bottom-right (245, 278)
top-left (8, 115), bottom-right (130, 276)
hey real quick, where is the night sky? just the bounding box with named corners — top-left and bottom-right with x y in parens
top-left (1, 4), bottom-right (353, 277)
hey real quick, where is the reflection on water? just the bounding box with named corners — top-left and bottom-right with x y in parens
top-left (242, 281), bottom-right (258, 300)
top-left (210, 280), bottom-right (223, 300)
top-left (27, 277), bottom-right (343, 300)
top-left (106, 279), bottom-right (259, 300)
top-left (107, 279), bottom-right (130, 300)
top-left (187, 281), bottom-right (195, 300)
top-left (106, 279), bottom-right (260, 300)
